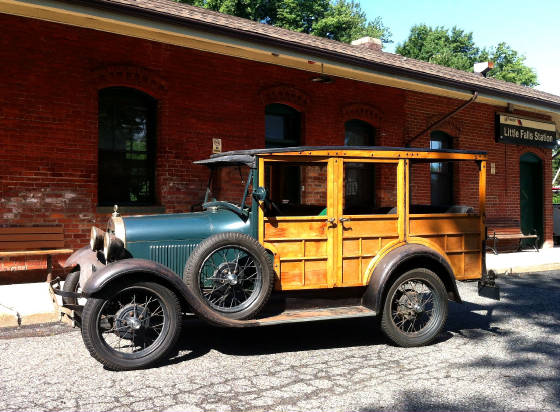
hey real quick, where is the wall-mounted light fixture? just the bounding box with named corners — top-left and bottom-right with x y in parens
top-left (311, 63), bottom-right (333, 84)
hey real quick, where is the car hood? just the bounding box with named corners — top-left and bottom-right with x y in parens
top-left (123, 208), bottom-right (251, 243)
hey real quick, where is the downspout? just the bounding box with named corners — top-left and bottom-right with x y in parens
top-left (406, 91), bottom-right (479, 147)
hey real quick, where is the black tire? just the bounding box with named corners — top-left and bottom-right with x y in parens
top-left (62, 270), bottom-right (80, 305)
top-left (380, 268), bottom-right (448, 347)
top-left (184, 232), bottom-right (274, 320)
top-left (81, 281), bottom-right (182, 371)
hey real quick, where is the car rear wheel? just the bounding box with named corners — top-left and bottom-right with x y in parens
top-left (380, 268), bottom-right (448, 347)
top-left (184, 232), bottom-right (274, 320)
top-left (81, 281), bottom-right (182, 371)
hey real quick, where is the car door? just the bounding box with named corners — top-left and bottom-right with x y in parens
top-left (260, 157), bottom-right (338, 290)
top-left (335, 158), bottom-right (403, 286)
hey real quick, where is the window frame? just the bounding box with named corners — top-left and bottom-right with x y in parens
top-left (265, 103), bottom-right (301, 148)
top-left (97, 86), bottom-right (158, 206)
top-left (430, 131), bottom-right (454, 207)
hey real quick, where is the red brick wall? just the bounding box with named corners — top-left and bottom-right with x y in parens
top-left (405, 92), bottom-right (552, 242)
top-left (0, 14), bottom-right (553, 282)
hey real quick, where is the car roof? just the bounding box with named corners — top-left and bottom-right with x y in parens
top-left (194, 146), bottom-right (487, 167)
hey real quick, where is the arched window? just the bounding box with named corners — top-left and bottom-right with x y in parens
top-left (430, 130), bottom-right (453, 206)
top-left (265, 103), bottom-right (301, 148)
top-left (264, 104), bottom-right (301, 204)
top-left (344, 119), bottom-right (376, 146)
top-left (98, 87), bottom-right (157, 206)
top-left (344, 119), bottom-right (377, 212)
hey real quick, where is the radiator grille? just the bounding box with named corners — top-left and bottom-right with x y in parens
top-left (149, 243), bottom-right (198, 277)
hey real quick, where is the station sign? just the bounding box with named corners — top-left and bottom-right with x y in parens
top-left (496, 113), bottom-right (557, 148)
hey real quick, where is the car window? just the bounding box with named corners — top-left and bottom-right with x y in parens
top-left (264, 162), bottom-right (327, 217)
top-left (343, 162), bottom-right (397, 215)
top-left (209, 165), bottom-right (252, 207)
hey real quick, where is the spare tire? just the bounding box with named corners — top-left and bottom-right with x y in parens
top-left (183, 232), bottom-right (274, 320)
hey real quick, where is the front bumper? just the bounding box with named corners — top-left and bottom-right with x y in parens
top-left (48, 277), bottom-right (85, 327)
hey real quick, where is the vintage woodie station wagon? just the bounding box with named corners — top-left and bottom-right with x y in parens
top-left (51, 146), bottom-right (499, 370)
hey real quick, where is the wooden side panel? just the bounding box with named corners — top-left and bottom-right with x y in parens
top-left (409, 215), bottom-right (482, 279)
top-left (340, 216), bottom-right (399, 285)
top-left (264, 218), bottom-right (329, 289)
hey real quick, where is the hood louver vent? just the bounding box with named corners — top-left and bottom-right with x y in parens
top-left (149, 243), bottom-right (198, 277)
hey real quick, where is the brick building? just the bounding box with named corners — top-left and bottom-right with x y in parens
top-left (1, 0), bottom-right (559, 283)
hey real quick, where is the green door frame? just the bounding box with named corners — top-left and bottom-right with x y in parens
top-left (520, 152), bottom-right (544, 247)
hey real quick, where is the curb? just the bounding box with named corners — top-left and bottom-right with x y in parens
top-left (489, 263), bottom-right (560, 275)
top-left (0, 282), bottom-right (60, 329)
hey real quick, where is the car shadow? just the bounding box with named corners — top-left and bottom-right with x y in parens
top-left (162, 273), bottom-right (560, 368)
top-left (162, 296), bottom-right (505, 365)
top-left (172, 316), bottom-right (386, 359)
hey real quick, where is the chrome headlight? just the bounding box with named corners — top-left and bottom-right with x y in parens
top-left (103, 232), bottom-right (124, 262)
top-left (107, 216), bottom-right (126, 246)
top-left (90, 227), bottom-right (105, 251)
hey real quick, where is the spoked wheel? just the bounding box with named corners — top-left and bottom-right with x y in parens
top-left (380, 268), bottom-right (448, 347)
top-left (81, 281), bottom-right (182, 371)
top-left (184, 232), bottom-right (274, 320)
top-left (200, 247), bottom-right (262, 312)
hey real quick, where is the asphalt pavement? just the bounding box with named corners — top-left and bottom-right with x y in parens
top-left (1, 272), bottom-right (559, 412)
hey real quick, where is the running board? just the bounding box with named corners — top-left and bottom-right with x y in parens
top-left (256, 305), bottom-right (376, 326)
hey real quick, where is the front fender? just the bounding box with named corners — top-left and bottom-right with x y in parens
top-left (64, 245), bottom-right (95, 269)
top-left (82, 258), bottom-right (257, 328)
top-left (362, 244), bottom-right (461, 313)
top-left (63, 246), bottom-right (105, 288)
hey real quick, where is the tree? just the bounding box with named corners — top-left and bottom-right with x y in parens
top-left (396, 24), bottom-right (538, 87)
top-left (487, 42), bottom-right (538, 87)
top-left (178, 0), bottom-right (392, 45)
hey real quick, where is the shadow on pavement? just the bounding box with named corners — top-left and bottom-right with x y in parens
top-left (171, 315), bottom-right (387, 362)
top-left (360, 272), bottom-right (560, 411)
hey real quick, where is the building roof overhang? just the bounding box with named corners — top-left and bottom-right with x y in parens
top-left (2, 0), bottom-right (560, 126)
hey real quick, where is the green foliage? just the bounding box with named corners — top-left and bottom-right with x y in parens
top-left (311, 1), bottom-right (391, 43)
top-left (486, 42), bottom-right (538, 87)
top-left (396, 24), bottom-right (538, 87)
top-left (553, 147), bottom-right (560, 204)
top-left (178, 0), bottom-right (392, 44)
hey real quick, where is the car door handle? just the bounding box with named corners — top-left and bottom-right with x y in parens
top-left (326, 217), bottom-right (337, 227)
top-left (339, 217), bottom-right (351, 222)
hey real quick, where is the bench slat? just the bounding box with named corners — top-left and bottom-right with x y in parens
top-left (494, 234), bottom-right (537, 239)
top-left (488, 228), bottom-right (521, 233)
top-left (0, 249), bottom-right (73, 257)
top-left (0, 226), bottom-right (63, 235)
top-left (0, 234), bottom-right (64, 242)
top-left (0, 240), bottom-right (66, 250)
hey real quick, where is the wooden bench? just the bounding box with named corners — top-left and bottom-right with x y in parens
top-left (486, 226), bottom-right (539, 255)
top-left (0, 226), bottom-right (73, 281)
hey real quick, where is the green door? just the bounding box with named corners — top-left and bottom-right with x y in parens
top-left (520, 153), bottom-right (543, 247)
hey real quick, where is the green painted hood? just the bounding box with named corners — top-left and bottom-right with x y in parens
top-left (123, 209), bottom-right (251, 244)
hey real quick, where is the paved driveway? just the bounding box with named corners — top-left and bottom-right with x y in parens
top-left (1, 272), bottom-right (559, 412)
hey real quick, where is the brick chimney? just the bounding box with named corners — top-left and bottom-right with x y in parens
top-left (351, 36), bottom-right (382, 52)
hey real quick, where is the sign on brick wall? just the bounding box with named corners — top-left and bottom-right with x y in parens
top-left (495, 113), bottom-right (557, 148)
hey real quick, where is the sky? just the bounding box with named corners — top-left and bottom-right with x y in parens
top-left (362, 0), bottom-right (560, 96)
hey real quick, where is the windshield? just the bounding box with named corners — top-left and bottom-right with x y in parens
top-left (205, 165), bottom-right (253, 208)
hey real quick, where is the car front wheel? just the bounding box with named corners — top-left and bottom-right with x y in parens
top-left (380, 268), bottom-right (448, 347)
top-left (81, 280), bottom-right (182, 371)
